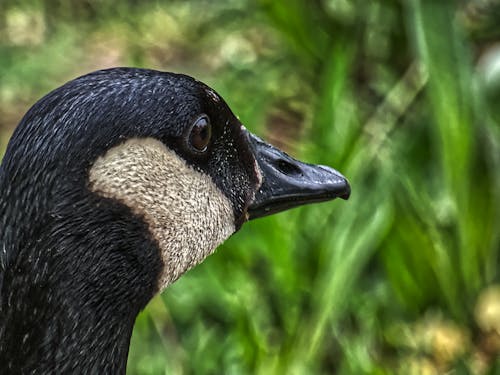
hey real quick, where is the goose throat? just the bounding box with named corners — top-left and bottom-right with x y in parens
top-left (88, 137), bottom-right (235, 289)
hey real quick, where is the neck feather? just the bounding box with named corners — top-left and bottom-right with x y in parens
top-left (0, 182), bottom-right (162, 373)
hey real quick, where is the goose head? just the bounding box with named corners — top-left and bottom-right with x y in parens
top-left (0, 68), bottom-right (349, 372)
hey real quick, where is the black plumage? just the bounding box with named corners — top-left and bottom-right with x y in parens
top-left (0, 68), bottom-right (260, 373)
top-left (0, 68), bottom-right (350, 373)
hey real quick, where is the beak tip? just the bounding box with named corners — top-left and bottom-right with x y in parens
top-left (339, 179), bottom-right (351, 200)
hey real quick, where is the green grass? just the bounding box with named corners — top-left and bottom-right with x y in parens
top-left (1, 1), bottom-right (499, 374)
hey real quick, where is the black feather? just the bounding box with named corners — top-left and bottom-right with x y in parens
top-left (0, 68), bottom-right (259, 373)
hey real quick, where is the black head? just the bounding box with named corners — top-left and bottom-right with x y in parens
top-left (1, 67), bottom-right (351, 291)
top-left (2, 68), bottom-right (259, 227)
top-left (2, 67), bottom-right (349, 232)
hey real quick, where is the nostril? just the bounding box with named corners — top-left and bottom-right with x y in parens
top-left (275, 158), bottom-right (302, 176)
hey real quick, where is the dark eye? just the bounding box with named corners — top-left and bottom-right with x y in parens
top-left (188, 115), bottom-right (212, 152)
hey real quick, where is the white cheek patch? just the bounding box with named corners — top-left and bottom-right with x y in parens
top-left (88, 138), bottom-right (235, 291)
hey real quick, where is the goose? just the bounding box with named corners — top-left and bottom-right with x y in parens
top-left (0, 67), bottom-right (350, 373)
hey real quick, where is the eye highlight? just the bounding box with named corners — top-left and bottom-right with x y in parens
top-left (188, 115), bottom-right (212, 153)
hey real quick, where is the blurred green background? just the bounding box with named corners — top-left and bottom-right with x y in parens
top-left (1, 0), bottom-right (500, 374)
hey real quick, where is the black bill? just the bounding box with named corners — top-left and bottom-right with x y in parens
top-left (247, 132), bottom-right (350, 220)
